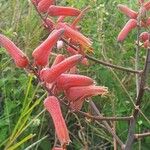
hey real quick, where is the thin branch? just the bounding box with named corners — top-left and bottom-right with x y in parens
top-left (78, 111), bottom-right (133, 121)
top-left (89, 101), bottom-right (125, 149)
top-left (125, 49), bottom-right (150, 150)
top-left (134, 132), bottom-right (150, 139)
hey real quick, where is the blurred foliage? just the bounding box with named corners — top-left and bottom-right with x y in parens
top-left (0, 0), bottom-right (150, 149)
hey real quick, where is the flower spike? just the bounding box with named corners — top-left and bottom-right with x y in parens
top-left (32, 29), bottom-right (64, 66)
top-left (117, 4), bottom-right (138, 19)
top-left (0, 34), bottom-right (29, 68)
top-left (117, 19), bottom-right (137, 42)
top-left (40, 54), bottom-right (82, 83)
top-left (44, 96), bottom-right (70, 146)
top-left (48, 5), bottom-right (81, 16)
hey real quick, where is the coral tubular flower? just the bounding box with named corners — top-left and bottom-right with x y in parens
top-left (117, 19), bottom-right (137, 42)
top-left (40, 54), bottom-right (82, 83)
top-left (117, 4), bottom-right (138, 19)
top-left (57, 23), bottom-right (93, 51)
top-left (52, 147), bottom-right (64, 150)
top-left (43, 18), bottom-right (55, 31)
top-left (139, 32), bottom-right (149, 42)
top-left (67, 46), bottom-right (89, 65)
top-left (37, 0), bottom-right (54, 13)
top-left (57, 16), bottom-right (66, 23)
top-left (66, 85), bottom-right (108, 110)
top-left (0, 34), bottom-right (29, 68)
top-left (44, 96), bottom-right (70, 146)
top-left (143, 40), bottom-right (150, 48)
top-left (48, 5), bottom-right (81, 16)
top-left (56, 74), bottom-right (94, 91)
top-left (144, 1), bottom-right (150, 11)
top-left (32, 29), bottom-right (64, 66)
top-left (51, 54), bottom-right (65, 67)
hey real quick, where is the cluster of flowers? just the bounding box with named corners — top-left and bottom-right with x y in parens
top-left (0, 0), bottom-right (108, 149)
top-left (117, 0), bottom-right (150, 44)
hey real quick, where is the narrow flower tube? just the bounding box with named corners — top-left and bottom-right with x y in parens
top-left (71, 6), bottom-right (90, 27)
top-left (57, 23), bottom-right (92, 51)
top-left (117, 19), bottom-right (137, 42)
top-left (44, 96), bottom-right (70, 146)
top-left (48, 5), bottom-right (81, 16)
top-left (56, 74), bottom-right (94, 91)
top-left (40, 54), bottom-right (82, 83)
top-left (67, 46), bottom-right (89, 65)
top-left (0, 34), bottom-right (29, 68)
top-left (139, 32), bottom-right (149, 42)
top-left (43, 18), bottom-right (55, 31)
top-left (32, 29), bottom-right (64, 66)
top-left (37, 0), bottom-right (54, 13)
top-left (57, 16), bottom-right (66, 23)
top-left (66, 85), bottom-right (108, 110)
top-left (51, 54), bottom-right (65, 67)
top-left (117, 4), bottom-right (138, 19)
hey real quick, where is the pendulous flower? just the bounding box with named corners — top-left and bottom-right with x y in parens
top-left (117, 19), bottom-right (137, 42)
top-left (139, 32), bottom-right (149, 42)
top-left (57, 23), bottom-right (93, 52)
top-left (32, 29), bottom-right (64, 66)
top-left (40, 54), bottom-right (82, 83)
top-left (51, 54), bottom-right (65, 67)
top-left (55, 74), bottom-right (94, 91)
top-left (48, 5), bottom-right (81, 16)
top-left (44, 96), bottom-right (70, 146)
top-left (0, 34), bottom-right (29, 68)
top-left (66, 85), bottom-right (108, 110)
top-left (37, 0), bottom-right (55, 13)
top-left (117, 4), bottom-right (138, 19)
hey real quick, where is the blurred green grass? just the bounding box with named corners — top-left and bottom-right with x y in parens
top-left (0, 0), bottom-right (150, 149)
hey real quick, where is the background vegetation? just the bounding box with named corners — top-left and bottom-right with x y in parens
top-left (0, 0), bottom-right (150, 149)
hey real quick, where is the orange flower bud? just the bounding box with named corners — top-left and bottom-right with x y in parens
top-left (57, 23), bottom-right (92, 51)
top-left (66, 85), bottom-right (108, 110)
top-left (40, 54), bottom-right (82, 83)
top-left (44, 96), bottom-right (70, 146)
top-left (56, 74), bottom-right (94, 91)
top-left (117, 19), bottom-right (137, 42)
top-left (37, 0), bottom-right (54, 13)
top-left (0, 34), bottom-right (29, 68)
top-left (48, 5), bottom-right (81, 16)
top-left (32, 29), bottom-right (64, 66)
top-left (139, 32), bottom-right (149, 42)
top-left (51, 54), bottom-right (65, 67)
top-left (117, 4), bottom-right (138, 19)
